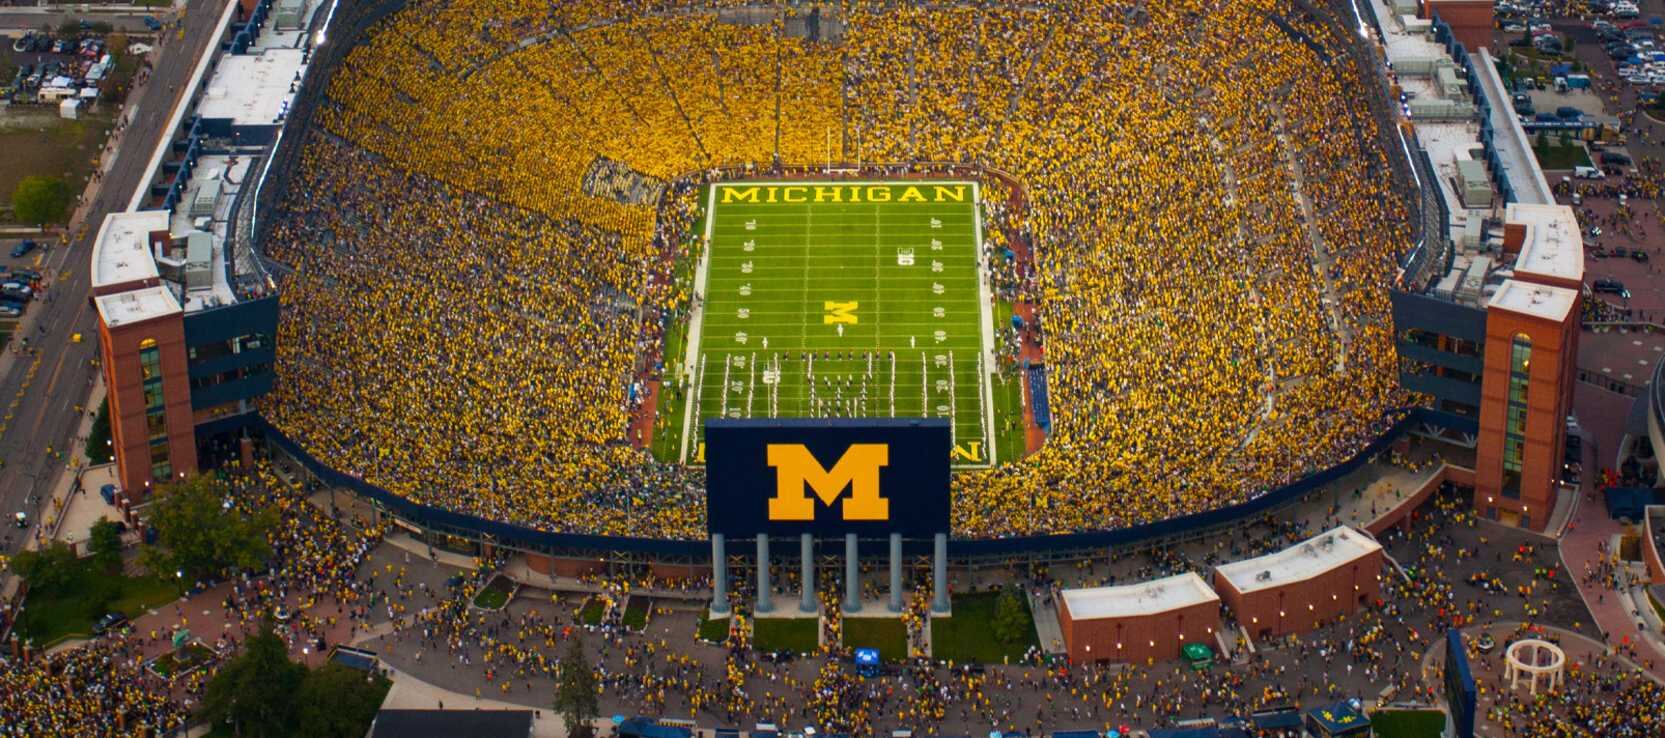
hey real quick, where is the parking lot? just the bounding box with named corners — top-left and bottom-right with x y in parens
top-left (0, 237), bottom-right (46, 343)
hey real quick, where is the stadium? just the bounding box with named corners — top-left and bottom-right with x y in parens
top-left (249, 0), bottom-right (1416, 545)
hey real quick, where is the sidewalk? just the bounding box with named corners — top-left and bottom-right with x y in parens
top-left (1559, 493), bottom-right (1665, 680)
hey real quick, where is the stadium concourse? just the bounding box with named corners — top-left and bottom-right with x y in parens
top-left (5, 452), bottom-right (1661, 736)
top-left (260, 0), bottom-right (1407, 540)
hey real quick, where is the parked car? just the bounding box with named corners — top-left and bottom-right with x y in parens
top-left (93, 611), bottom-right (128, 635)
top-left (1633, 250), bottom-right (1651, 263)
top-left (1574, 165), bottom-right (1605, 179)
top-left (1593, 278), bottom-right (1631, 298)
top-left (142, 15), bottom-right (162, 31)
top-left (0, 305), bottom-right (21, 319)
top-left (10, 240), bottom-right (36, 258)
top-left (1601, 151), bottom-right (1633, 166)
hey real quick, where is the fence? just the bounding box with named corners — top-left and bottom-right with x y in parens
top-left (261, 407), bottom-right (1438, 560)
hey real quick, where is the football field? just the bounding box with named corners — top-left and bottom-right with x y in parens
top-left (676, 180), bottom-right (997, 468)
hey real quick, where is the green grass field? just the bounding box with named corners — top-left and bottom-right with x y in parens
top-left (753, 616), bottom-right (819, 654)
top-left (669, 181), bottom-right (998, 468)
top-left (842, 616), bottom-right (910, 661)
top-left (932, 590), bottom-right (1038, 664)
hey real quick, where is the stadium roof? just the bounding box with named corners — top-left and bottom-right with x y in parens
top-left (1060, 572), bottom-right (1218, 620)
top-left (1473, 50), bottom-right (1555, 206)
top-left (94, 286), bottom-right (181, 328)
top-left (1215, 526), bottom-right (1381, 595)
top-left (1487, 279), bottom-right (1577, 323)
top-left (197, 48), bottom-right (304, 127)
top-left (91, 210), bottom-right (168, 290)
top-left (1506, 203), bottom-right (1584, 285)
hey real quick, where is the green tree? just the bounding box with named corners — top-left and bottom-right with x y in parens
top-left (12, 176), bottom-right (72, 229)
top-left (991, 587), bottom-right (1029, 645)
top-left (83, 399), bottom-right (112, 464)
top-left (88, 517), bottom-right (123, 574)
top-left (200, 624), bottom-right (305, 738)
top-left (294, 664), bottom-right (389, 738)
top-left (553, 638), bottom-right (598, 738)
top-left (11, 541), bottom-right (80, 592)
top-left (141, 475), bottom-right (274, 584)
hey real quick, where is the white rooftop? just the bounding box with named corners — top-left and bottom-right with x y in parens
top-left (1474, 50), bottom-right (1554, 206)
top-left (1216, 526), bottom-right (1382, 595)
top-left (91, 210), bottom-right (169, 289)
top-left (1371, 0), bottom-right (1447, 63)
top-left (1488, 279), bottom-right (1578, 323)
top-left (1060, 572), bottom-right (1219, 620)
top-left (1507, 202), bottom-right (1585, 284)
top-left (197, 48), bottom-right (304, 127)
top-left (170, 155), bottom-right (250, 311)
top-left (94, 286), bottom-right (181, 328)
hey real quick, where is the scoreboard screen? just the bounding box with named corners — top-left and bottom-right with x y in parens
top-left (705, 418), bottom-right (951, 538)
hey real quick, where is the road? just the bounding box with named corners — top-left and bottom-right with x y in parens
top-left (0, 0), bottom-right (227, 555)
top-left (0, 12), bottom-right (156, 33)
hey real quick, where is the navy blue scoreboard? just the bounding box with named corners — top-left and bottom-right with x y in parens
top-left (704, 418), bottom-right (951, 537)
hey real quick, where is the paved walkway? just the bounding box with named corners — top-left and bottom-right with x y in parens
top-left (1027, 588), bottom-right (1064, 656)
top-left (1417, 621), bottom-right (1663, 738)
top-left (1559, 490), bottom-right (1665, 679)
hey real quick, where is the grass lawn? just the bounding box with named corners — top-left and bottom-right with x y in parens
top-left (842, 617), bottom-right (909, 661)
top-left (579, 596), bottom-right (606, 625)
top-left (471, 576), bottom-right (514, 610)
top-left (992, 374), bottom-right (1027, 464)
top-left (1531, 141), bottom-right (1593, 170)
top-left (0, 112), bottom-right (114, 224)
top-left (753, 617), bottom-right (819, 654)
top-left (622, 596), bottom-right (651, 630)
top-left (110, 573), bottom-right (184, 616)
top-left (147, 642), bottom-right (216, 679)
top-left (932, 591), bottom-right (1038, 664)
top-left (696, 613), bottom-right (730, 643)
top-left (1370, 709), bottom-right (1446, 738)
top-left (17, 562), bottom-right (180, 646)
top-left (649, 318), bottom-right (690, 463)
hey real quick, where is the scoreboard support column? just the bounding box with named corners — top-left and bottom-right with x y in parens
top-left (756, 533), bottom-right (774, 613)
top-left (888, 533), bottom-right (903, 612)
top-left (711, 533), bottom-right (730, 614)
top-left (845, 533), bottom-right (862, 612)
top-left (800, 533), bottom-right (816, 613)
top-left (932, 532), bottom-right (950, 613)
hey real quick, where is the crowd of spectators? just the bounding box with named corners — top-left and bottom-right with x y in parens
top-left (0, 459), bottom-right (386, 736)
top-left (264, 0), bottom-right (1411, 539)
